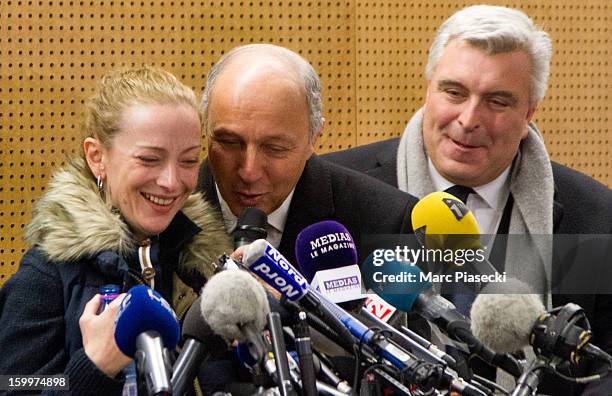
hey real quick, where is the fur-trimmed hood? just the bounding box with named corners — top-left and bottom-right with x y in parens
top-left (24, 157), bottom-right (233, 280)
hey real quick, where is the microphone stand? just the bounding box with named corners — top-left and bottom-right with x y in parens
top-left (293, 311), bottom-right (318, 396)
top-left (267, 312), bottom-right (298, 396)
top-left (511, 357), bottom-right (549, 396)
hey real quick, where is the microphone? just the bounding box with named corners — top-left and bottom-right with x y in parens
top-left (233, 207), bottom-right (268, 248)
top-left (288, 350), bottom-right (353, 395)
top-left (199, 269), bottom-right (286, 393)
top-left (199, 269), bottom-right (270, 348)
top-left (242, 239), bottom-right (356, 347)
top-left (268, 312), bottom-right (298, 396)
top-left (361, 254), bottom-right (522, 378)
top-left (471, 279), bottom-right (612, 364)
top-left (411, 191), bottom-right (481, 248)
top-left (171, 296), bottom-right (227, 396)
top-left (294, 220), bottom-right (363, 304)
top-left (411, 191), bottom-right (497, 278)
top-left (293, 311), bottom-right (317, 396)
top-left (115, 285), bottom-right (180, 396)
top-left (242, 241), bottom-right (465, 393)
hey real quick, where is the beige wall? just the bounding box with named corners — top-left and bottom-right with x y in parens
top-left (1, 0), bottom-right (610, 284)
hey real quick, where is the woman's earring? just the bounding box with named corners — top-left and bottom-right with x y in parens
top-left (97, 175), bottom-right (104, 191)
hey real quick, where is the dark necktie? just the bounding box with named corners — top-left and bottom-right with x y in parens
top-left (443, 185), bottom-right (499, 382)
top-left (444, 185), bottom-right (475, 204)
top-left (442, 185), bottom-right (477, 316)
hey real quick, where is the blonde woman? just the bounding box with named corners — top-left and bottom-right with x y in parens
top-left (0, 66), bottom-right (232, 394)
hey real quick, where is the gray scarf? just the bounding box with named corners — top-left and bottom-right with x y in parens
top-left (397, 109), bottom-right (553, 306)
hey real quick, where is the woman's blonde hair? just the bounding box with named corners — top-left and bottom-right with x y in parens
top-left (82, 65), bottom-right (198, 153)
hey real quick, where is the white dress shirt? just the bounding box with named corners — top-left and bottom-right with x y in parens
top-left (216, 184), bottom-right (294, 249)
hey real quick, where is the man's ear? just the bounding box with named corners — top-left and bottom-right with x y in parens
top-left (522, 105), bottom-right (538, 139)
top-left (83, 137), bottom-right (106, 178)
top-left (309, 117), bottom-right (324, 151)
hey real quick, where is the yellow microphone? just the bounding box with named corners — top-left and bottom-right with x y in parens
top-left (411, 191), bottom-right (501, 279)
top-left (411, 191), bottom-right (482, 252)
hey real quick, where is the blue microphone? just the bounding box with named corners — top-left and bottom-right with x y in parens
top-left (241, 241), bottom-right (454, 393)
top-left (242, 239), bottom-right (354, 345)
top-left (115, 285), bottom-right (180, 395)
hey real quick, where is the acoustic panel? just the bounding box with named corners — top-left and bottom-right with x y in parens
top-left (0, 0), bottom-right (609, 284)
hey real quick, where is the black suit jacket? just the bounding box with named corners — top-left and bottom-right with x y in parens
top-left (196, 154), bottom-right (421, 394)
top-left (197, 154), bottom-right (419, 266)
top-left (325, 138), bottom-right (612, 395)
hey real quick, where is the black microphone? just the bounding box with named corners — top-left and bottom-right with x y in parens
top-left (293, 311), bottom-right (317, 396)
top-left (267, 312), bottom-right (298, 396)
top-left (233, 207), bottom-right (268, 248)
top-left (171, 296), bottom-right (227, 396)
top-left (412, 287), bottom-right (522, 377)
top-left (471, 279), bottom-right (612, 364)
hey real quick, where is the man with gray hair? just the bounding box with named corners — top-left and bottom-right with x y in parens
top-left (326, 5), bottom-right (612, 395)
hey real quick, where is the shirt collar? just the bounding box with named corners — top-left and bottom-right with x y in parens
top-left (215, 184), bottom-right (295, 234)
top-left (427, 158), bottom-right (512, 211)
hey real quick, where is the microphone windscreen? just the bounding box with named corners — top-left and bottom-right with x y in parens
top-left (200, 270), bottom-right (270, 342)
top-left (470, 278), bottom-right (544, 354)
top-left (361, 253), bottom-right (430, 312)
top-left (411, 191), bottom-right (481, 250)
top-left (295, 220), bottom-right (358, 282)
top-left (115, 285), bottom-right (180, 357)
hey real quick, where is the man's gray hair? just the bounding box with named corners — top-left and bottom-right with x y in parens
top-left (200, 44), bottom-right (323, 141)
top-left (425, 5), bottom-right (552, 104)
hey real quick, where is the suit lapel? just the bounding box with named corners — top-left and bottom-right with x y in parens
top-left (368, 138), bottom-right (400, 188)
top-left (552, 188), bottom-right (564, 233)
top-left (278, 156), bottom-right (335, 265)
top-left (196, 160), bottom-right (222, 213)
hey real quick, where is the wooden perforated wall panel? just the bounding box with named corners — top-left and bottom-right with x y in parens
top-left (1, 0), bottom-right (610, 284)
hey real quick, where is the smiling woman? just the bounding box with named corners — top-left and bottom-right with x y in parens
top-left (84, 102), bottom-right (202, 240)
top-left (0, 66), bottom-right (232, 395)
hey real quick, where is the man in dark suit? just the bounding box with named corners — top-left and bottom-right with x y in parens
top-left (196, 43), bottom-right (417, 270)
top-left (325, 5), bottom-right (612, 395)
top-left (195, 42), bottom-right (421, 395)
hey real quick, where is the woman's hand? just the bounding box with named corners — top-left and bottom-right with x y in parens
top-left (229, 245), bottom-right (247, 262)
top-left (79, 294), bottom-right (132, 378)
